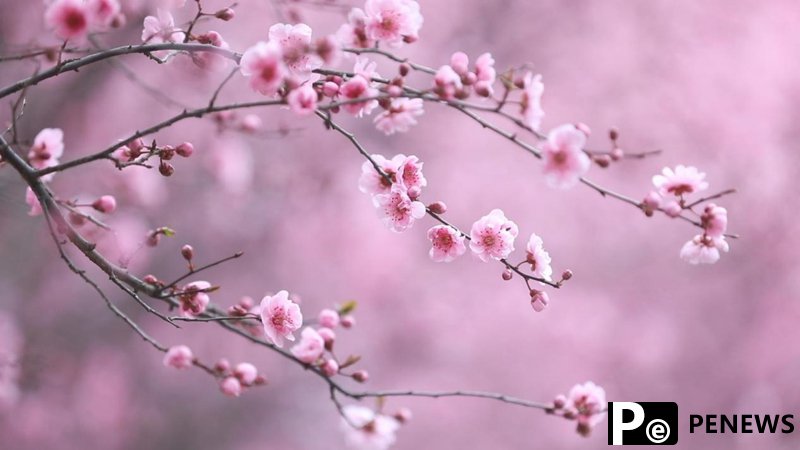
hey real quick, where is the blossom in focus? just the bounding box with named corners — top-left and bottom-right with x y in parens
top-left (520, 72), bottom-right (544, 131)
top-left (340, 405), bottom-right (401, 450)
top-left (239, 41), bottom-right (285, 96)
top-left (526, 233), bottom-right (552, 282)
top-left (290, 327), bottom-right (325, 363)
top-left (374, 184), bottom-right (426, 232)
top-left (363, 0), bottom-right (423, 47)
top-left (374, 98), bottom-right (424, 135)
top-left (259, 290), bottom-right (303, 348)
top-left (680, 234), bottom-right (729, 264)
top-left (469, 209), bottom-right (519, 262)
top-left (652, 165), bottom-right (709, 197)
top-left (268, 23), bottom-right (320, 81)
top-left (163, 345), bottom-right (193, 369)
top-left (566, 381), bottom-right (607, 434)
top-left (340, 75), bottom-right (380, 117)
top-left (542, 124), bottom-right (590, 189)
top-left (179, 281), bottom-right (211, 317)
top-left (45, 0), bottom-right (90, 40)
top-left (427, 225), bottom-right (466, 262)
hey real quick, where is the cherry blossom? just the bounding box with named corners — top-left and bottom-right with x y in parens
top-left (193, 31), bottom-right (231, 71)
top-left (318, 309), bottom-right (340, 328)
top-left (28, 128), bottom-right (64, 174)
top-left (680, 234), bottom-right (729, 264)
top-left (336, 8), bottom-right (375, 49)
top-left (541, 124), bottom-right (590, 189)
top-left (474, 52), bottom-right (496, 96)
top-left (469, 209), bottom-right (519, 262)
top-left (239, 41), bottom-right (285, 96)
top-left (374, 98), bottom-right (424, 135)
top-left (141, 9), bottom-right (185, 45)
top-left (179, 281), bottom-right (211, 317)
top-left (340, 75), bottom-right (379, 117)
top-left (162, 345), bottom-right (193, 369)
top-left (45, 0), bottom-right (90, 40)
top-left (525, 233), bottom-right (552, 282)
top-left (220, 376), bottom-right (242, 397)
top-left (259, 290), bottom-right (303, 348)
top-left (25, 188), bottom-right (43, 217)
top-left (287, 84), bottom-right (318, 115)
top-left (374, 184), bottom-right (426, 232)
top-left (427, 225), bottom-right (466, 262)
top-left (268, 23), bottom-right (320, 81)
top-left (359, 155), bottom-right (398, 197)
top-left (322, 359), bottom-right (339, 377)
top-left (233, 362), bottom-right (258, 385)
top-left (290, 327), bottom-right (325, 363)
top-left (701, 204), bottom-right (728, 237)
top-left (92, 195), bottom-right (117, 213)
top-left (341, 405), bottom-right (401, 450)
top-left (652, 165), bottom-right (709, 197)
top-left (433, 65), bottom-right (462, 100)
top-left (520, 73), bottom-right (544, 131)
top-left (86, 0), bottom-right (121, 28)
top-left (363, 0), bottom-right (423, 47)
top-left (566, 381), bottom-right (606, 435)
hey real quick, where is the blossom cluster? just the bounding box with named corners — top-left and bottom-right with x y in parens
top-left (549, 381), bottom-right (608, 437)
top-left (45, 0), bottom-right (123, 41)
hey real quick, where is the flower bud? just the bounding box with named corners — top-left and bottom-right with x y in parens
top-left (176, 142), bottom-right (194, 158)
top-left (609, 127), bottom-right (619, 141)
top-left (69, 212), bottom-right (86, 227)
top-left (160, 145), bottom-right (175, 160)
top-left (220, 376), bottom-right (242, 397)
top-left (594, 155), bottom-right (611, 168)
top-left (340, 315), bottom-right (356, 329)
top-left (352, 370), bottom-right (369, 383)
top-left (560, 269), bottom-right (573, 281)
top-left (529, 289), bottom-right (550, 312)
top-left (92, 195), bottom-right (117, 213)
top-left (214, 8), bottom-right (235, 21)
top-left (501, 269), bottom-right (513, 281)
top-left (318, 327), bottom-right (336, 351)
top-left (610, 147), bottom-right (624, 161)
top-left (399, 63), bottom-right (411, 77)
top-left (663, 201), bottom-right (682, 218)
top-left (553, 394), bottom-right (567, 409)
top-left (427, 201), bottom-right (447, 214)
top-left (159, 161), bottom-right (175, 177)
top-left (234, 362), bottom-right (258, 385)
top-left (576, 122), bottom-right (591, 136)
top-left (129, 138), bottom-right (145, 152)
top-left (321, 359), bottom-right (339, 377)
top-left (322, 81), bottom-right (340, 97)
top-left (318, 309), bottom-right (340, 328)
top-left (394, 408), bottom-right (413, 424)
top-left (181, 244), bottom-right (194, 261)
top-left (143, 274), bottom-right (159, 284)
top-left (214, 358), bottom-right (231, 374)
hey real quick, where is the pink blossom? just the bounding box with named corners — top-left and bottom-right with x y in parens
top-left (530, 290), bottom-right (550, 312)
top-left (290, 327), bottom-right (325, 363)
top-left (469, 209), bottom-right (519, 262)
top-left (193, 31), bottom-right (230, 71)
top-left (663, 200), bottom-right (682, 217)
top-left (354, 57), bottom-right (381, 82)
top-left (520, 73), bottom-right (544, 131)
top-left (141, 9), bottom-right (185, 44)
top-left (28, 128), bottom-right (64, 172)
top-left (220, 376), bottom-right (242, 397)
top-left (364, 0), bottom-right (423, 47)
top-left (526, 233), bottom-right (552, 281)
top-left (25, 188), bottom-right (43, 217)
top-left (336, 8), bottom-right (375, 49)
top-left (233, 362), bottom-right (258, 385)
top-left (450, 52), bottom-right (470, 76)
top-left (433, 65), bottom-right (462, 100)
top-left (542, 124), bottom-right (590, 189)
top-left (680, 234), bottom-right (729, 264)
top-left (340, 405), bottom-right (401, 450)
top-left (701, 204), bottom-right (728, 238)
top-left (259, 290), bottom-right (303, 348)
top-left (396, 154), bottom-right (426, 192)
top-left (474, 52), bottom-right (496, 96)
top-left (318, 309), bottom-right (340, 328)
top-left (340, 75), bottom-right (380, 117)
top-left (179, 281), bottom-right (211, 317)
top-left (45, 0), bottom-right (90, 40)
top-left (239, 41), bottom-right (285, 96)
top-left (374, 184), bottom-right (426, 232)
top-left (427, 225), bottom-right (466, 262)
top-left (374, 98), bottom-right (424, 135)
top-left (268, 23), bottom-right (320, 80)
top-left (162, 345), bottom-right (193, 369)
top-left (287, 84), bottom-right (318, 116)
top-left (358, 154), bottom-right (398, 197)
top-left (322, 359), bottom-right (339, 377)
top-left (652, 165), bottom-right (709, 197)
top-left (86, 0), bottom-right (120, 28)
top-left (317, 327), bottom-right (336, 346)
top-left (566, 381), bottom-right (607, 430)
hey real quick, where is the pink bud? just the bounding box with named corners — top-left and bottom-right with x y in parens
top-left (561, 270), bottom-right (573, 281)
top-left (159, 161), bottom-right (175, 177)
top-left (529, 290), bottom-right (549, 312)
top-left (214, 8), bottom-right (235, 21)
top-left (321, 359), bottom-right (339, 377)
top-left (576, 122), bottom-right (592, 136)
top-left (352, 370), bottom-right (369, 383)
top-left (609, 127), bottom-right (619, 141)
top-left (240, 115), bottom-right (262, 133)
top-left (92, 195), bottom-right (117, 214)
top-left (399, 63), bottom-right (411, 77)
top-left (553, 394), bottom-right (567, 409)
top-left (317, 327), bottom-right (336, 350)
top-left (214, 358), bottom-right (231, 374)
top-left (239, 296), bottom-right (254, 310)
top-left (340, 315), bottom-right (356, 329)
top-left (463, 72), bottom-right (477, 86)
top-left (407, 186), bottom-right (421, 200)
top-left (474, 81), bottom-right (492, 97)
top-left (450, 52), bottom-right (469, 76)
top-left (501, 269), bottom-right (513, 281)
top-left (610, 147), bottom-right (624, 161)
top-left (563, 407), bottom-right (577, 420)
top-left (387, 85), bottom-right (403, 97)
top-left (69, 212), bottom-right (86, 227)
top-left (427, 201), bottom-right (447, 214)
top-left (163, 345), bottom-right (194, 369)
top-left (181, 244), bottom-right (194, 261)
top-left (176, 142), bottom-right (194, 158)
top-left (254, 375), bottom-right (268, 386)
top-left (143, 274), bottom-right (158, 284)
top-left (234, 362), bottom-right (258, 385)
top-left (318, 309), bottom-right (340, 328)
top-left (663, 201), bottom-right (682, 218)
top-left (220, 376), bottom-right (242, 397)
top-left (129, 138), bottom-right (145, 152)
top-left (642, 191), bottom-right (661, 211)
top-left (594, 155), bottom-right (611, 168)
top-left (394, 407), bottom-right (413, 424)
top-left (322, 81), bottom-right (340, 97)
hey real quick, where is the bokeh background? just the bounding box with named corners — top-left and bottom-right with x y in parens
top-left (1, 0), bottom-right (799, 448)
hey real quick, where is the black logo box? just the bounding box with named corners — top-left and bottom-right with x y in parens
top-left (608, 402), bottom-right (679, 445)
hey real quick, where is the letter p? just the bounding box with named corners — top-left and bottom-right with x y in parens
top-left (611, 402), bottom-right (645, 445)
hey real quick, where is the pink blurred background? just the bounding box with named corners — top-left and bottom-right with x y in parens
top-left (2, 0), bottom-right (800, 448)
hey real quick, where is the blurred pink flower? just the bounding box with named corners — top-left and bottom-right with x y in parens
top-left (336, 8), bottom-right (375, 49)
top-left (340, 75), bottom-right (379, 117)
top-left (469, 209), bottom-right (519, 262)
top-left (220, 376), bottom-right (242, 397)
top-left (287, 84), bottom-right (318, 116)
top-left (521, 73), bottom-right (545, 131)
top-left (322, 359), bottom-right (339, 377)
top-left (239, 41), bottom-right (285, 96)
top-left (450, 51), bottom-right (469, 75)
top-left (318, 309), bottom-right (340, 328)
top-left (25, 187), bottom-right (43, 217)
top-left (163, 345), bottom-right (193, 369)
top-left (179, 281), bottom-right (211, 317)
top-left (680, 234), bottom-right (729, 264)
top-left (290, 327), bottom-right (325, 363)
top-left (340, 405), bottom-right (401, 450)
top-left (652, 165), bottom-right (709, 197)
top-left (233, 362), bottom-right (258, 385)
top-left (427, 225), bottom-right (466, 262)
top-left (268, 23), bottom-right (320, 80)
top-left (566, 381), bottom-right (606, 429)
top-left (193, 31), bottom-right (230, 71)
top-left (141, 9), bottom-right (184, 44)
top-left (260, 290), bottom-right (303, 348)
top-left (526, 233), bottom-right (552, 281)
top-left (702, 204), bottom-right (728, 238)
top-left (92, 195), bottom-right (117, 214)
top-left (542, 124), bottom-right (590, 189)
top-left (374, 98), bottom-right (424, 135)
top-left (45, 0), bottom-right (90, 40)
top-left (474, 52), bottom-right (496, 96)
top-left (374, 184), bottom-right (426, 232)
top-left (433, 65), bottom-right (462, 100)
top-left (530, 289), bottom-right (549, 312)
top-left (86, 0), bottom-right (120, 28)
top-left (364, 0), bottom-right (423, 47)
top-left (28, 128), bottom-right (64, 174)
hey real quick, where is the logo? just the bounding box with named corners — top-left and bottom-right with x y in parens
top-left (608, 402), bottom-right (679, 445)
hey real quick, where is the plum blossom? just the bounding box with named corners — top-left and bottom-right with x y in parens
top-left (259, 290), bottom-right (303, 348)
top-left (374, 184), bottom-right (426, 232)
top-left (652, 165), bottom-right (709, 197)
top-left (526, 233), bottom-right (552, 282)
top-left (433, 65), bottom-right (462, 100)
top-left (363, 0), bottom-right (423, 47)
top-left (220, 376), bottom-right (242, 397)
top-left (45, 0), bottom-right (90, 40)
top-left (341, 405), bottom-right (401, 450)
top-left (680, 234), bottom-right (729, 264)
top-left (141, 9), bottom-right (185, 44)
top-left (268, 23), bottom-right (320, 80)
top-left (318, 309), bottom-right (340, 328)
top-left (469, 209), bottom-right (519, 262)
top-left (337, 8), bottom-right (375, 49)
top-left (239, 41), bottom-right (285, 96)
top-left (233, 362), bottom-right (258, 385)
top-left (542, 124), bottom-right (590, 189)
top-left (521, 73), bottom-right (544, 131)
top-left (287, 84), bottom-right (318, 115)
top-left (530, 289), bottom-right (549, 312)
top-left (427, 225), bottom-right (466, 262)
top-left (25, 188), bottom-right (43, 217)
top-left (374, 98), bottom-right (424, 135)
top-left (179, 281), bottom-right (211, 317)
top-left (86, 0), bottom-right (121, 28)
top-left (290, 327), bottom-right (325, 363)
top-left (340, 75), bottom-right (379, 117)
top-left (701, 204), bottom-right (728, 238)
top-left (193, 31), bottom-right (230, 71)
top-left (566, 381), bottom-right (606, 435)
top-left (163, 345), bottom-right (193, 369)
top-left (28, 128), bottom-right (64, 175)
top-left (474, 52), bottom-right (496, 96)
top-left (358, 155), bottom-right (399, 197)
